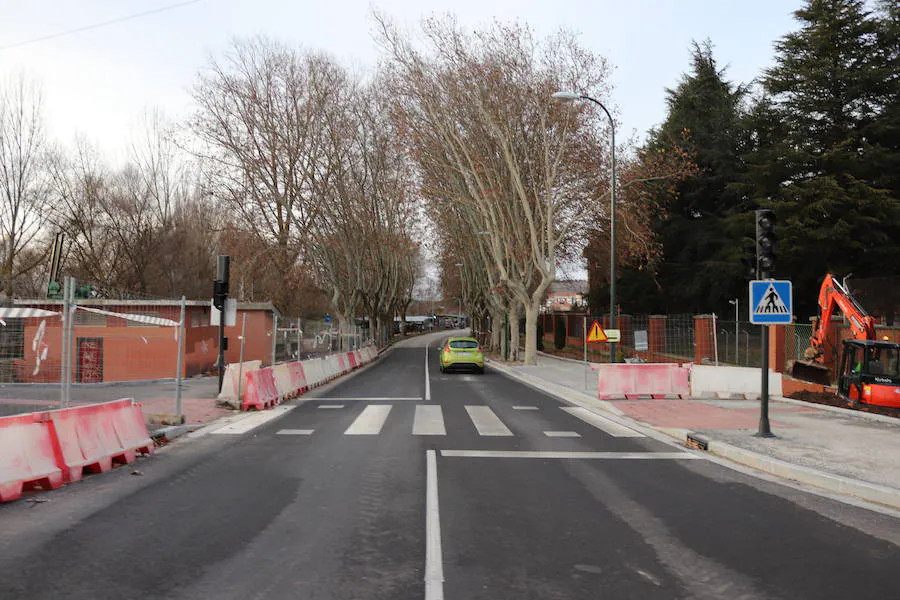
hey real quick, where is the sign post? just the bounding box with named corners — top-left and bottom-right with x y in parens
top-left (750, 279), bottom-right (792, 437)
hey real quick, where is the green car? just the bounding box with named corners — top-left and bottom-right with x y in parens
top-left (439, 337), bottom-right (485, 374)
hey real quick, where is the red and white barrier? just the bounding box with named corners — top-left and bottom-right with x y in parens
top-left (597, 363), bottom-right (691, 400)
top-left (47, 399), bottom-right (154, 483)
top-left (0, 413), bottom-right (64, 502)
top-left (272, 364), bottom-right (297, 400)
top-left (235, 345), bottom-right (381, 411)
top-left (1, 399), bottom-right (152, 502)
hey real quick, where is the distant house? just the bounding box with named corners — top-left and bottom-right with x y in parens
top-left (544, 280), bottom-right (587, 312)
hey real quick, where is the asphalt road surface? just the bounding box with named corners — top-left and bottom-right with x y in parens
top-left (1, 331), bottom-right (899, 600)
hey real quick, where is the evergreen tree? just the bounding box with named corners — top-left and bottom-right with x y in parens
top-left (761, 0), bottom-right (900, 316)
top-left (623, 40), bottom-right (750, 313)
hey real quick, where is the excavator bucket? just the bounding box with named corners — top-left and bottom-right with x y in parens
top-left (789, 360), bottom-right (832, 385)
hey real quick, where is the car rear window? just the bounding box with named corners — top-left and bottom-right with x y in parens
top-left (450, 340), bottom-right (479, 349)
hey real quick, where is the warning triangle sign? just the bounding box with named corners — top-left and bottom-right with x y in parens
top-left (587, 320), bottom-right (608, 342)
top-left (754, 283), bottom-right (789, 314)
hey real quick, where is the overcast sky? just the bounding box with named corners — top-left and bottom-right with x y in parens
top-left (1, 0), bottom-right (804, 162)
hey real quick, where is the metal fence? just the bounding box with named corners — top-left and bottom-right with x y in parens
top-left (540, 313), bottom-right (705, 363)
top-left (0, 277), bottom-right (193, 418)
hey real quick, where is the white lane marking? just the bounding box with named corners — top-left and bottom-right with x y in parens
top-left (413, 405), bottom-right (446, 436)
top-left (512, 406), bottom-right (539, 411)
top-left (211, 405), bottom-right (294, 435)
top-left (544, 431), bottom-right (581, 438)
top-left (425, 450), bottom-right (444, 600)
top-left (344, 405), bottom-right (393, 435)
top-left (316, 397), bottom-right (422, 402)
top-left (318, 404), bottom-right (345, 409)
top-left (425, 346), bottom-right (431, 401)
top-left (276, 429), bottom-right (314, 435)
top-left (465, 406), bottom-right (514, 437)
top-left (562, 406), bottom-right (644, 438)
top-left (440, 450), bottom-right (702, 460)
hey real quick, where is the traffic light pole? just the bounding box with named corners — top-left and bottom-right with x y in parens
top-left (215, 255), bottom-right (230, 393)
top-left (755, 209), bottom-right (776, 438)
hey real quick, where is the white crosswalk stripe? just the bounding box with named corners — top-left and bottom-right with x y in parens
top-left (344, 405), bottom-right (393, 435)
top-left (465, 406), bottom-right (514, 436)
top-left (268, 401), bottom-right (646, 440)
top-left (561, 407), bottom-right (644, 438)
top-left (413, 405), bottom-right (446, 435)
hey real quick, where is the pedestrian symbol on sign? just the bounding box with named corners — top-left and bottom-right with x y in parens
top-left (755, 283), bottom-right (789, 314)
top-left (749, 280), bottom-right (793, 325)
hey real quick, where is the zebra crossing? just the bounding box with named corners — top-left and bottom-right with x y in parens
top-left (274, 402), bottom-right (644, 438)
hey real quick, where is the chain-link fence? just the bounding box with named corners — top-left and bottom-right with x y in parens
top-left (714, 321), bottom-right (767, 368)
top-left (0, 277), bottom-right (198, 418)
top-left (272, 317), bottom-right (372, 363)
top-left (540, 313), bottom-right (711, 364)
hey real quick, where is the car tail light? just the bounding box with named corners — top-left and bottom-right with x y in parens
top-left (863, 384), bottom-right (872, 397)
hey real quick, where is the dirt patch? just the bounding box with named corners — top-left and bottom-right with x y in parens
top-left (788, 390), bottom-right (900, 419)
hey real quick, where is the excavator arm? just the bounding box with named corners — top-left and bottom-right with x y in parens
top-left (805, 274), bottom-right (876, 361)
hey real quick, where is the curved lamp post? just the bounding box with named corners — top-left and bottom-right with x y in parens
top-left (552, 91), bottom-right (618, 363)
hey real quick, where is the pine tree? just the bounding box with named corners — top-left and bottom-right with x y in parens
top-left (629, 40), bottom-right (751, 313)
top-left (761, 0), bottom-right (900, 316)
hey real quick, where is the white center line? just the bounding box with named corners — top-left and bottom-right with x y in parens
top-left (276, 429), bottom-right (314, 435)
top-left (440, 450), bottom-right (702, 460)
top-left (562, 406), bottom-right (644, 438)
top-left (318, 404), bottom-right (345, 409)
top-left (425, 346), bottom-right (431, 401)
top-left (344, 405), bottom-right (393, 435)
top-left (544, 431), bottom-right (581, 438)
top-left (425, 450), bottom-right (444, 600)
top-left (512, 406), bottom-right (539, 411)
top-left (413, 405), bottom-right (446, 436)
top-left (465, 406), bottom-right (513, 436)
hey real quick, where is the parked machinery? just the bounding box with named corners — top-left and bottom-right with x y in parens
top-left (791, 274), bottom-right (900, 407)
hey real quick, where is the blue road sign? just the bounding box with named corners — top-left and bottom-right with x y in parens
top-left (750, 280), bottom-right (792, 324)
top-left (323, 314), bottom-right (332, 323)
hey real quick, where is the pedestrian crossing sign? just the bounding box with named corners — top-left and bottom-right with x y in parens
top-left (587, 320), bottom-right (608, 342)
top-left (750, 280), bottom-right (792, 324)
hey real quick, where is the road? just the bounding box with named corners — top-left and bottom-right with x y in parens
top-left (1, 331), bottom-right (898, 599)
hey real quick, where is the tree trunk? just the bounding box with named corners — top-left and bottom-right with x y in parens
top-left (522, 301), bottom-right (540, 366)
top-left (490, 308), bottom-right (502, 353)
top-left (508, 303), bottom-right (520, 362)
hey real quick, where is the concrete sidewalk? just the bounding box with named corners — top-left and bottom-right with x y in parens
top-left (0, 376), bottom-right (233, 429)
top-left (488, 353), bottom-right (900, 511)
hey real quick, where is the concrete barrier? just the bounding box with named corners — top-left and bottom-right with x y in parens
top-left (597, 363), bottom-right (691, 399)
top-left (691, 364), bottom-right (783, 399)
top-left (0, 413), bottom-right (64, 502)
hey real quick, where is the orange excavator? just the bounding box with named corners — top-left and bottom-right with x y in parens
top-left (791, 274), bottom-right (900, 408)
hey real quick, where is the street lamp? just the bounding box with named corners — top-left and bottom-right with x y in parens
top-left (552, 90), bottom-right (618, 363)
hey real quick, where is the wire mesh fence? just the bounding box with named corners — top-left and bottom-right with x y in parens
top-left (540, 313), bottom-right (710, 364)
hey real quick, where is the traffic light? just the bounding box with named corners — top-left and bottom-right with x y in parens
top-left (755, 209), bottom-right (776, 276)
top-left (213, 279), bottom-right (227, 310)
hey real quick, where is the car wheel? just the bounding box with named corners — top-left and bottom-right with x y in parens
top-left (476, 367), bottom-right (485, 375)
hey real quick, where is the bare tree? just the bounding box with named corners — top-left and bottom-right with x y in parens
top-left (0, 73), bottom-right (49, 292)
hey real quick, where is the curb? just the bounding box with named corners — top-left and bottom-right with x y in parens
top-left (486, 358), bottom-right (900, 512)
top-left (150, 423), bottom-right (204, 444)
